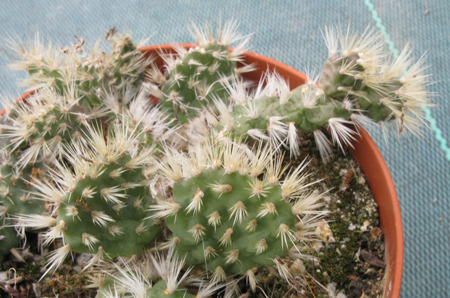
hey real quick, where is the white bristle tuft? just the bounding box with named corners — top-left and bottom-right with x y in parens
top-left (313, 130), bottom-right (333, 162)
top-left (209, 183), bottom-right (232, 194)
top-left (135, 221), bottom-right (148, 235)
top-left (42, 244), bottom-right (72, 279)
top-left (188, 223), bottom-right (206, 243)
top-left (265, 151), bottom-right (288, 186)
top-left (274, 257), bottom-right (293, 283)
top-left (81, 246), bottom-right (105, 272)
top-left (267, 116), bottom-right (288, 147)
top-left (82, 233), bottom-right (100, 250)
top-left (225, 249), bottom-right (240, 264)
top-left (207, 211), bottom-right (222, 230)
top-left (245, 269), bottom-right (258, 292)
top-left (248, 144), bottom-right (271, 177)
top-left (248, 179), bottom-right (269, 198)
top-left (204, 246), bottom-right (219, 258)
top-left (108, 225), bottom-right (124, 236)
top-left (277, 223), bottom-right (297, 250)
top-left (281, 159), bottom-right (314, 199)
top-left (81, 186), bottom-right (96, 199)
top-left (228, 201), bottom-right (248, 225)
top-left (13, 214), bottom-right (56, 230)
top-left (246, 219), bottom-right (257, 232)
top-left (223, 140), bottom-right (245, 174)
top-left (42, 220), bottom-right (65, 246)
top-left (328, 117), bottom-right (358, 151)
top-left (211, 266), bottom-right (227, 284)
top-left (287, 122), bottom-right (300, 158)
top-left (185, 188), bottom-right (204, 215)
top-left (292, 190), bottom-right (326, 215)
top-left (257, 202), bottom-right (278, 218)
top-left (147, 199), bottom-right (181, 219)
top-left (219, 228), bottom-right (234, 247)
top-left (91, 210), bottom-right (115, 227)
top-left (100, 186), bottom-right (127, 204)
top-left (255, 239), bottom-right (268, 255)
top-left (322, 26), bottom-right (339, 57)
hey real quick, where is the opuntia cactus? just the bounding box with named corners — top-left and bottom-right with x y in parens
top-left (94, 249), bottom-right (219, 298)
top-left (319, 26), bottom-right (430, 132)
top-left (210, 27), bottom-right (431, 161)
top-left (9, 28), bottom-right (151, 108)
top-left (146, 21), bottom-right (254, 125)
top-left (0, 87), bottom-right (100, 167)
top-left (150, 138), bottom-right (324, 288)
top-left (0, 21), bottom-right (434, 298)
top-left (21, 122), bottom-right (160, 274)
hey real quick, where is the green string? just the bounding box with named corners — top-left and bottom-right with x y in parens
top-left (364, 0), bottom-right (450, 161)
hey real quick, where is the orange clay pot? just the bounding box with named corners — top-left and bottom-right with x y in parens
top-left (2, 44), bottom-right (403, 298)
top-left (141, 44), bottom-right (403, 298)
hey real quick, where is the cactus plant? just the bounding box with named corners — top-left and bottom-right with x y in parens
top-left (0, 22), bottom-right (432, 298)
top-left (210, 26), bottom-right (432, 161)
top-left (9, 28), bottom-right (151, 108)
top-left (146, 21), bottom-right (254, 126)
top-left (17, 121), bottom-right (160, 275)
top-left (149, 138), bottom-right (325, 289)
top-left (0, 87), bottom-right (99, 168)
top-left (94, 248), bottom-right (222, 298)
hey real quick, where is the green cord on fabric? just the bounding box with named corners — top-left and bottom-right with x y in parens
top-left (364, 0), bottom-right (450, 161)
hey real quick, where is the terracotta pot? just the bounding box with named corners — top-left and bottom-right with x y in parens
top-left (2, 44), bottom-right (403, 298)
top-left (141, 44), bottom-right (403, 298)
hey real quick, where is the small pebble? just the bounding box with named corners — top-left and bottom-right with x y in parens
top-left (360, 220), bottom-right (370, 232)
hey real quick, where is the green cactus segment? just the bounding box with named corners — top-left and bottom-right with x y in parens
top-left (319, 53), bottom-right (407, 122)
top-left (167, 168), bottom-right (296, 275)
top-left (319, 54), bottom-right (364, 100)
top-left (319, 29), bottom-right (430, 132)
top-left (356, 83), bottom-right (404, 123)
top-left (30, 106), bottom-right (89, 147)
top-left (0, 151), bottom-right (46, 218)
top-left (159, 43), bottom-right (237, 124)
top-left (1, 95), bottom-right (97, 167)
top-left (319, 54), bottom-right (405, 123)
top-left (0, 223), bottom-right (20, 265)
top-left (19, 30), bottom-right (149, 108)
top-left (79, 34), bottom-right (149, 107)
top-left (149, 279), bottom-right (195, 298)
top-left (214, 85), bottom-right (352, 151)
top-left (56, 154), bottom-right (159, 257)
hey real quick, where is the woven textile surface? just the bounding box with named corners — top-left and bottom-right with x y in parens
top-left (0, 1), bottom-right (448, 297)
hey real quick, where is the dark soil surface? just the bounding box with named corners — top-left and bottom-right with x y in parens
top-left (255, 132), bottom-right (386, 298)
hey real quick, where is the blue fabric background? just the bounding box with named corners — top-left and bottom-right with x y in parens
top-left (0, 1), bottom-right (448, 297)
